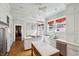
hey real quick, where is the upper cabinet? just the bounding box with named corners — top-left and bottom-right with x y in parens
top-left (65, 4), bottom-right (79, 43)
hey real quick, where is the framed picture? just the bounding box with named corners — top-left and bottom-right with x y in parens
top-left (7, 16), bottom-right (9, 26)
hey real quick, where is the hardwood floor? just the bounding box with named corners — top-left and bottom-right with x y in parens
top-left (8, 40), bottom-right (32, 56)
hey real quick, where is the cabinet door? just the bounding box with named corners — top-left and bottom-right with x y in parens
top-left (67, 45), bottom-right (74, 56)
top-left (66, 14), bottom-right (75, 43)
top-left (67, 44), bottom-right (79, 56)
top-left (24, 39), bottom-right (32, 50)
top-left (74, 12), bottom-right (79, 44)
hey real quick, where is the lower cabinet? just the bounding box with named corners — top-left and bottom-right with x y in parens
top-left (67, 44), bottom-right (79, 56)
top-left (24, 37), bottom-right (32, 50)
top-left (56, 40), bottom-right (79, 56)
top-left (56, 40), bottom-right (67, 56)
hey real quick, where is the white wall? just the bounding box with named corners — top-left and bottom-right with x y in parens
top-left (7, 15), bottom-right (14, 52)
top-left (0, 3), bottom-right (14, 52)
top-left (0, 4), bottom-right (10, 23)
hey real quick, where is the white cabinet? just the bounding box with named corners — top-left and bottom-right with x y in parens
top-left (24, 37), bottom-right (32, 50)
top-left (65, 4), bottom-right (75, 43)
top-left (67, 44), bottom-right (79, 56)
top-left (74, 12), bottom-right (79, 44)
top-left (66, 4), bottom-right (79, 56)
top-left (67, 45), bottom-right (75, 56)
top-left (66, 14), bottom-right (75, 43)
top-left (66, 14), bottom-right (75, 33)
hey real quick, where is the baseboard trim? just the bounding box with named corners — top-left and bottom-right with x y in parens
top-left (7, 41), bottom-right (15, 56)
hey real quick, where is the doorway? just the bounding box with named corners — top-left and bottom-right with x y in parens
top-left (15, 26), bottom-right (22, 41)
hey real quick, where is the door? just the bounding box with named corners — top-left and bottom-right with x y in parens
top-left (15, 26), bottom-right (22, 41)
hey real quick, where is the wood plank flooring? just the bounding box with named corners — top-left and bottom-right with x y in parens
top-left (8, 40), bottom-right (32, 56)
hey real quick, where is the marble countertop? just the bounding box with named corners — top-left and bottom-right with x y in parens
top-left (32, 41), bottom-right (59, 56)
top-left (56, 39), bottom-right (79, 47)
top-left (24, 37), bottom-right (32, 40)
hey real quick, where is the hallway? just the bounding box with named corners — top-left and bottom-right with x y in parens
top-left (8, 40), bottom-right (32, 56)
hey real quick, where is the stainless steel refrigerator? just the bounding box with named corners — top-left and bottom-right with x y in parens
top-left (0, 28), bottom-right (7, 56)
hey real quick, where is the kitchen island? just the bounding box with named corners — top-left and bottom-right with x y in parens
top-left (32, 41), bottom-right (60, 56)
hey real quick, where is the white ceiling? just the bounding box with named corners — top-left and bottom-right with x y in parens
top-left (10, 3), bottom-right (67, 23)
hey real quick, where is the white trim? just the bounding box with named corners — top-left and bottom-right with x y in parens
top-left (14, 24), bottom-right (23, 42)
top-left (56, 39), bottom-right (79, 47)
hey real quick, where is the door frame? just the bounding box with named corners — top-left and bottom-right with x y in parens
top-left (14, 24), bottom-right (23, 42)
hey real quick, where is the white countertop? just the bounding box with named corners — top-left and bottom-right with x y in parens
top-left (32, 41), bottom-right (59, 56)
top-left (56, 39), bottom-right (79, 47)
top-left (24, 37), bottom-right (32, 40)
